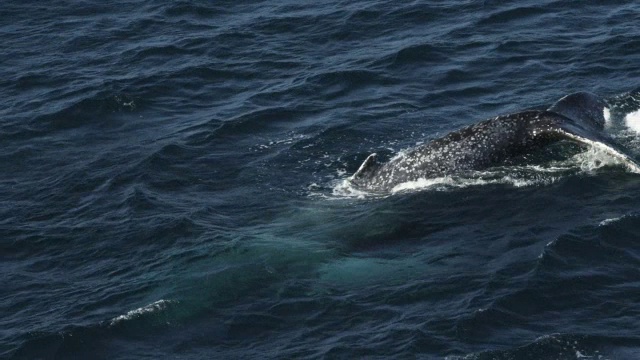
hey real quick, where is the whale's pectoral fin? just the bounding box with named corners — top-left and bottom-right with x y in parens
top-left (351, 153), bottom-right (380, 181)
top-left (555, 124), bottom-right (640, 173)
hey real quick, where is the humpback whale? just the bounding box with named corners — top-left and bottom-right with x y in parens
top-left (350, 92), bottom-right (640, 192)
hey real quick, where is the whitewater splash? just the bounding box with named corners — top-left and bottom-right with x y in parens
top-left (109, 299), bottom-right (178, 327)
top-left (624, 110), bottom-right (640, 133)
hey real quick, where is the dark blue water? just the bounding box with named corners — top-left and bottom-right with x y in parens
top-left (3, 1), bottom-right (640, 359)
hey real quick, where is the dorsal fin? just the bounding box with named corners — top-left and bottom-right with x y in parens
top-left (351, 153), bottom-right (379, 180)
top-left (547, 92), bottom-right (607, 129)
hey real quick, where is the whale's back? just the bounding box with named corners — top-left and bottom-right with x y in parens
top-left (547, 92), bottom-right (607, 130)
top-left (349, 91), bottom-right (639, 192)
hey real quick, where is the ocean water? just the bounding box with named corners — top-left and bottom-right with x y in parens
top-left (3, 1), bottom-right (640, 359)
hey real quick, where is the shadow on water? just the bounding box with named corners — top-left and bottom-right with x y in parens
top-left (9, 166), bottom-right (640, 359)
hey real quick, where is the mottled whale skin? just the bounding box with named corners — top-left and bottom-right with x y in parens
top-left (350, 92), bottom-right (640, 191)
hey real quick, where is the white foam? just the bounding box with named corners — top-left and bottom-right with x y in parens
top-left (255, 133), bottom-right (307, 150)
top-left (624, 110), bottom-right (640, 133)
top-left (599, 216), bottom-right (624, 226)
top-left (109, 299), bottom-right (176, 326)
top-left (391, 176), bottom-right (492, 193)
top-left (330, 178), bottom-right (375, 199)
top-left (561, 132), bottom-right (640, 173)
top-left (390, 177), bottom-right (453, 193)
top-left (388, 172), bottom-right (561, 194)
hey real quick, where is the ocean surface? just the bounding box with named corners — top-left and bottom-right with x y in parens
top-left (3, 1), bottom-right (640, 359)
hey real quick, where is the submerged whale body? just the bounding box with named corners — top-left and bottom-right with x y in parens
top-left (350, 91), bottom-right (640, 191)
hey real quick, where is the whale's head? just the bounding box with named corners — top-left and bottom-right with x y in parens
top-left (547, 92), bottom-right (607, 131)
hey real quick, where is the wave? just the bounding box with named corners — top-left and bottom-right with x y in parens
top-left (476, 5), bottom-right (550, 26)
top-left (448, 333), bottom-right (624, 360)
top-left (8, 299), bottom-right (180, 360)
top-left (0, 92), bottom-right (140, 145)
top-left (108, 299), bottom-right (179, 327)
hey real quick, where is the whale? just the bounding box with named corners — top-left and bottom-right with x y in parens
top-left (350, 91), bottom-right (640, 192)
